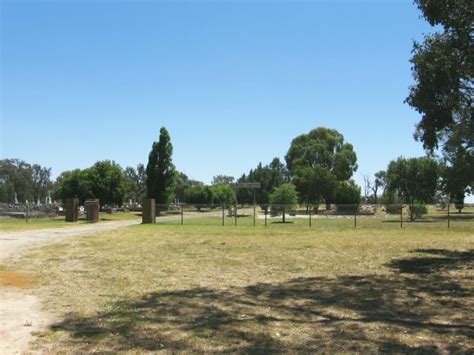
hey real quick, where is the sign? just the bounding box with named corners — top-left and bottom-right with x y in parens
top-left (231, 183), bottom-right (261, 189)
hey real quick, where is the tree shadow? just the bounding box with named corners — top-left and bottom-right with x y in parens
top-left (388, 248), bottom-right (474, 274)
top-left (46, 250), bottom-right (474, 352)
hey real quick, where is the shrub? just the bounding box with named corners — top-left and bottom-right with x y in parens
top-left (455, 201), bottom-right (465, 213)
top-left (386, 204), bottom-right (402, 214)
top-left (269, 183), bottom-right (298, 222)
top-left (334, 181), bottom-right (361, 213)
top-left (408, 203), bottom-right (427, 221)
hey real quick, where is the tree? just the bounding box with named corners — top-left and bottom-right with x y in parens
top-left (184, 185), bottom-right (212, 211)
top-left (146, 127), bottom-right (177, 209)
top-left (441, 147), bottom-right (473, 212)
top-left (54, 161), bottom-right (127, 207)
top-left (212, 175), bottom-right (235, 185)
top-left (292, 166), bottom-right (336, 209)
top-left (269, 183), bottom-right (299, 223)
top-left (386, 157), bottom-right (439, 221)
top-left (362, 174), bottom-right (372, 203)
top-left (407, 0), bottom-right (473, 151)
top-left (406, 1), bottom-right (473, 199)
top-left (87, 161), bottom-right (127, 207)
top-left (372, 170), bottom-right (387, 204)
top-left (210, 183), bottom-right (236, 206)
top-left (31, 164), bottom-right (53, 204)
top-left (237, 157), bottom-right (288, 210)
top-left (174, 172), bottom-right (203, 203)
top-left (124, 164), bottom-right (146, 204)
top-left (0, 159), bottom-right (53, 203)
top-left (54, 169), bottom-right (92, 205)
top-left (286, 128), bottom-right (357, 207)
top-left (334, 180), bottom-right (361, 213)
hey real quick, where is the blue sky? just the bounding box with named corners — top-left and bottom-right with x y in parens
top-left (1, 0), bottom-right (433, 187)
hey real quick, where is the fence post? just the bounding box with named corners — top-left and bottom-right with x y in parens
top-left (447, 203), bottom-right (450, 229)
top-left (253, 203), bottom-right (256, 227)
top-left (25, 202), bottom-right (29, 223)
top-left (309, 205), bottom-right (312, 228)
top-left (265, 209), bottom-right (267, 227)
top-left (400, 204), bottom-right (403, 228)
top-left (354, 205), bottom-right (357, 228)
top-left (234, 204), bottom-right (237, 227)
top-left (222, 205), bottom-right (225, 226)
top-left (181, 205), bottom-right (184, 225)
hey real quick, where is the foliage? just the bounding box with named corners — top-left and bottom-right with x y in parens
top-left (386, 157), bottom-right (439, 221)
top-left (87, 161), bottom-right (127, 207)
top-left (286, 127), bottom-right (358, 180)
top-left (184, 185), bottom-right (212, 210)
top-left (123, 164), bottom-right (146, 204)
top-left (406, 1), bottom-right (473, 181)
top-left (334, 180), bottom-right (361, 213)
top-left (454, 200), bottom-right (465, 213)
top-left (0, 159), bottom-right (53, 203)
top-left (211, 175), bottom-right (235, 185)
top-left (174, 172), bottom-right (204, 203)
top-left (210, 183), bottom-right (236, 206)
top-left (31, 164), bottom-right (53, 203)
top-left (54, 169), bottom-right (92, 205)
top-left (408, 203), bottom-right (428, 220)
top-left (441, 146), bottom-right (473, 210)
top-left (54, 161), bottom-right (127, 207)
top-left (379, 191), bottom-right (402, 214)
top-left (146, 127), bottom-right (177, 205)
top-left (269, 183), bottom-right (299, 222)
top-left (285, 128), bottom-right (357, 205)
top-left (237, 157), bottom-right (288, 209)
top-left (293, 166), bottom-right (337, 206)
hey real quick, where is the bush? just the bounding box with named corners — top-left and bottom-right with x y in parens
top-left (269, 184), bottom-right (298, 222)
top-left (334, 181), bottom-right (361, 213)
top-left (408, 203), bottom-right (427, 221)
top-left (454, 201), bottom-right (464, 213)
top-left (386, 204), bottom-right (402, 214)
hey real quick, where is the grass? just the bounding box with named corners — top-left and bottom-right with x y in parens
top-left (0, 212), bottom-right (141, 231)
top-left (6, 221), bottom-right (474, 353)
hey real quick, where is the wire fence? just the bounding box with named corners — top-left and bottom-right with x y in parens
top-left (1, 202), bottom-right (473, 230)
top-left (152, 203), bottom-right (474, 229)
top-left (0, 202), bottom-right (59, 221)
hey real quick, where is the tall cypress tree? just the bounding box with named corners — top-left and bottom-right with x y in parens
top-left (146, 127), bottom-right (176, 207)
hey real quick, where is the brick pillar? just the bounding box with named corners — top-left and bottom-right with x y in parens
top-left (85, 199), bottom-right (100, 222)
top-left (65, 198), bottom-right (79, 222)
top-left (142, 198), bottom-right (156, 224)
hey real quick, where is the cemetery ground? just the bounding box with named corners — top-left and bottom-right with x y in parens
top-left (0, 211), bottom-right (141, 231)
top-left (0, 219), bottom-right (473, 353)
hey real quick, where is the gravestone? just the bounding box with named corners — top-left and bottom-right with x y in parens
top-left (85, 199), bottom-right (100, 222)
top-left (65, 198), bottom-right (79, 222)
top-left (142, 198), bottom-right (156, 224)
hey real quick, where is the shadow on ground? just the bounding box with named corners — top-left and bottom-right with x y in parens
top-left (47, 249), bottom-right (474, 353)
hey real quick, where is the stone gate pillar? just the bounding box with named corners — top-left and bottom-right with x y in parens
top-left (85, 199), bottom-right (100, 222)
top-left (65, 198), bottom-right (79, 222)
top-left (142, 198), bottom-right (156, 224)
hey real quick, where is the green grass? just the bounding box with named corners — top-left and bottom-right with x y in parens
top-left (0, 212), bottom-right (141, 231)
top-left (8, 222), bottom-right (474, 353)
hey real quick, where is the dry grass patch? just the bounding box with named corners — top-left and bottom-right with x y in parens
top-left (0, 212), bottom-right (140, 231)
top-left (9, 223), bottom-right (474, 353)
top-left (0, 270), bottom-right (34, 288)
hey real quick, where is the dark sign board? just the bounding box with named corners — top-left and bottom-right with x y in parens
top-left (231, 183), bottom-right (261, 189)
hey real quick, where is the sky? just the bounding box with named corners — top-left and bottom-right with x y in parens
top-left (1, 0), bottom-right (434, 189)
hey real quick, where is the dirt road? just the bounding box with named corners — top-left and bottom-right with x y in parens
top-left (0, 219), bottom-right (141, 354)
